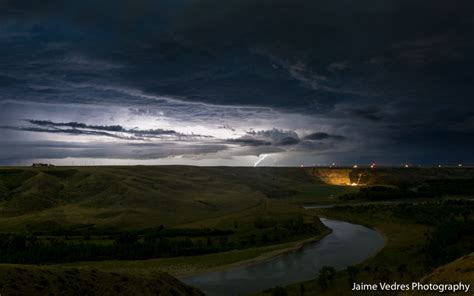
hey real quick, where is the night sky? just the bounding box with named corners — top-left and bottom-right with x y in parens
top-left (1, 0), bottom-right (473, 166)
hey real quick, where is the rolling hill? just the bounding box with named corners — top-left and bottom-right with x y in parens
top-left (0, 264), bottom-right (203, 296)
top-left (0, 166), bottom-right (473, 232)
top-left (400, 252), bottom-right (474, 296)
top-left (0, 166), bottom-right (317, 232)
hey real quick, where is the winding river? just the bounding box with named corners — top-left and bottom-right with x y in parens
top-left (181, 218), bottom-right (385, 296)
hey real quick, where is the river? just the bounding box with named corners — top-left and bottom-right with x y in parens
top-left (181, 218), bottom-right (385, 296)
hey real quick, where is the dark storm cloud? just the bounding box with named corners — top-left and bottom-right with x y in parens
top-left (278, 137), bottom-right (301, 146)
top-left (227, 138), bottom-right (272, 147)
top-left (0, 140), bottom-right (229, 161)
top-left (1, 120), bottom-right (211, 141)
top-left (27, 120), bottom-right (127, 132)
top-left (0, 125), bottom-right (131, 140)
top-left (1, 0), bottom-right (474, 164)
top-left (245, 129), bottom-right (301, 146)
top-left (340, 106), bottom-right (384, 121)
top-left (227, 129), bottom-right (347, 151)
top-left (0, 0), bottom-right (187, 27)
top-left (3, 0), bottom-right (473, 110)
top-left (303, 133), bottom-right (346, 141)
top-left (0, 74), bottom-right (23, 87)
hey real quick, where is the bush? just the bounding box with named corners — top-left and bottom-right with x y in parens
top-left (318, 266), bottom-right (336, 289)
top-left (270, 286), bottom-right (288, 296)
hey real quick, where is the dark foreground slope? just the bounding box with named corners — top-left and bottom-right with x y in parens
top-left (400, 252), bottom-right (474, 296)
top-left (0, 264), bottom-right (203, 296)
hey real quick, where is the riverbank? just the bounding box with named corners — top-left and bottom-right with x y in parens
top-left (254, 204), bottom-right (438, 296)
top-left (183, 218), bottom-right (384, 296)
top-left (180, 228), bottom-right (332, 278)
top-left (62, 228), bottom-right (331, 278)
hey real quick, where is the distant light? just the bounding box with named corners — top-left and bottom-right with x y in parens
top-left (370, 163), bottom-right (376, 169)
top-left (404, 164), bottom-right (409, 168)
top-left (353, 164), bottom-right (358, 169)
top-left (300, 164), bottom-right (304, 168)
top-left (458, 164), bottom-right (463, 167)
top-left (438, 165), bottom-right (442, 168)
top-left (351, 183), bottom-right (358, 186)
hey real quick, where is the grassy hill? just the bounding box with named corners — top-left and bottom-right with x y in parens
top-left (0, 166), bottom-right (316, 232)
top-left (400, 252), bottom-right (474, 296)
top-left (0, 264), bottom-right (203, 296)
top-left (0, 166), bottom-right (473, 232)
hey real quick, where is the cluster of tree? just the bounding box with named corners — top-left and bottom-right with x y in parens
top-left (253, 216), bottom-right (305, 230)
top-left (0, 233), bottom-right (39, 249)
top-left (31, 163), bottom-right (54, 167)
top-left (0, 236), bottom-right (222, 264)
top-left (392, 200), bottom-right (473, 225)
top-left (250, 217), bottom-right (321, 246)
top-left (424, 219), bottom-right (474, 267)
top-left (0, 180), bottom-right (8, 200)
top-left (0, 217), bottom-right (321, 264)
top-left (339, 186), bottom-right (420, 201)
top-left (340, 179), bottom-right (474, 201)
top-left (317, 266), bottom-right (336, 290)
top-left (144, 227), bottom-right (234, 238)
top-left (269, 286), bottom-right (288, 296)
top-left (30, 225), bottom-right (234, 238)
top-left (421, 178), bottom-right (474, 196)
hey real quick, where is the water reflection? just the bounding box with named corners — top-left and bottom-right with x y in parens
top-left (181, 218), bottom-right (385, 296)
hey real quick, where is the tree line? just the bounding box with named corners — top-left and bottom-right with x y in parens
top-left (0, 217), bottom-right (321, 264)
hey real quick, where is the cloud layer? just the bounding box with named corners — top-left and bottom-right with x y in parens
top-left (0, 0), bottom-right (473, 165)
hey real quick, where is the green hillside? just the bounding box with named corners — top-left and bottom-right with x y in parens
top-left (0, 264), bottom-right (203, 296)
top-left (0, 166), bottom-right (473, 233)
top-left (0, 166), bottom-right (318, 232)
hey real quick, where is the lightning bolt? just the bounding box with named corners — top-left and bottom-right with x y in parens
top-left (254, 154), bottom-right (269, 167)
